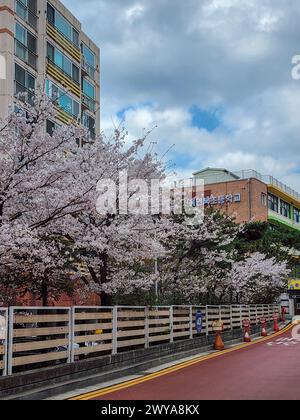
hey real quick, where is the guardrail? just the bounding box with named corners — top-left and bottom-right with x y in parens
top-left (0, 304), bottom-right (280, 377)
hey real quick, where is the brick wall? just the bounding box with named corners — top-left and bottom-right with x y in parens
top-left (203, 178), bottom-right (268, 223)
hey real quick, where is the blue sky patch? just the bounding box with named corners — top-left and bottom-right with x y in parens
top-left (189, 105), bottom-right (223, 132)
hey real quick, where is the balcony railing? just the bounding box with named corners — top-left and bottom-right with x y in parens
top-left (15, 0), bottom-right (38, 31)
top-left (15, 39), bottom-right (37, 71)
top-left (82, 93), bottom-right (96, 113)
top-left (81, 58), bottom-right (95, 80)
top-left (14, 81), bottom-right (34, 105)
top-left (46, 59), bottom-right (81, 98)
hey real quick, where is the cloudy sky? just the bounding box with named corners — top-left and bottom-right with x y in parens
top-left (63, 0), bottom-right (300, 189)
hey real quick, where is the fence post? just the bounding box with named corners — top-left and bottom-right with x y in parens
top-left (205, 306), bottom-right (209, 336)
top-left (170, 306), bottom-right (174, 343)
top-left (230, 306), bottom-right (233, 330)
top-left (112, 306), bottom-right (118, 355)
top-left (145, 307), bottom-right (149, 349)
top-left (69, 307), bottom-right (75, 363)
top-left (2, 309), bottom-right (8, 377)
top-left (240, 305), bottom-right (243, 329)
top-left (189, 306), bottom-right (193, 339)
top-left (7, 307), bottom-right (14, 376)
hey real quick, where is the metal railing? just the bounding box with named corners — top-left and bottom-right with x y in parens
top-left (0, 304), bottom-right (280, 377)
top-left (234, 170), bottom-right (300, 202)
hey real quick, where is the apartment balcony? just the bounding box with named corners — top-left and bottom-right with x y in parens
top-left (15, 0), bottom-right (38, 31)
top-left (81, 58), bottom-right (95, 80)
top-left (46, 22), bottom-right (81, 63)
top-left (54, 104), bottom-right (77, 125)
top-left (268, 209), bottom-right (300, 232)
top-left (15, 40), bottom-right (37, 71)
top-left (82, 94), bottom-right (96, 113)
top-left (14, 81), bottom-right (34, 106)
top-left (46, 59), bottom-right (81, 98)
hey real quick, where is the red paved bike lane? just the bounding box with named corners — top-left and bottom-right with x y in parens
top-left (77, 326), bottom-right (300, 400)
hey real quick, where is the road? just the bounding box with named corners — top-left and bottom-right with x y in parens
top-left (72, 325), bottom-right (300, 401)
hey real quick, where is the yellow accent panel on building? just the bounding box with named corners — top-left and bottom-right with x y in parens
top-left (46, 62), bottom-right (81, 98)
top-left (47, 23), bottom-right (81, 63)
top-left (54, 105), bottom-right (75, 125)
top-left (268, 185), bottom-right (300, 209)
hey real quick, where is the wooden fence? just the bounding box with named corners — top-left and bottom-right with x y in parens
top-left (0, 304), bottom-right (280, 377)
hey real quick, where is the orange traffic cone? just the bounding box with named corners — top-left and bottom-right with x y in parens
top-left (260, 317), bottom-right (267, 337)
top-left (214, 331), bottom-right (225, 351)
top-left (273, 314), bottom-right (280, 333)
top-left (243, 319), bottom-right (251, 343)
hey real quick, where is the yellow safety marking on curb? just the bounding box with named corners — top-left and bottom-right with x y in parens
top-left (69, 324), bottom-right (293, 401)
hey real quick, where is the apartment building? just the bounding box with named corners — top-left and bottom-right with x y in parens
top-left (0, 0), bottom-right (100, 138)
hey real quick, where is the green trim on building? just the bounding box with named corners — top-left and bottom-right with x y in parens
top-left (268, 214), bottom-right (300, 232)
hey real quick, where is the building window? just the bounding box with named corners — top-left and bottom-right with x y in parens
top-left (268, 193), bottom-right (279, 213)
top-left (82, 79), bottom-right (96, 112)
top-left (46, 120), bottom-right (56, 136)
top-left (15, 63), bottom-right (36, 104)
top-left (261, 193), bottom-right (267, 207)
top-left (46, 79), bottom-right (79, 118)
top-left (82, 79), bottom-right (95, 99)
top-left (15, 0), bottom-right (38, 30)
top-left (82, 44), bottom-right (96, 80)
top-left (47, 3), bottom-right (79, 48)
top-left (47, 42), bottom-right (80, 84)
top-left (280, 200), bottom-right (291, 219)
top-left (294, 208), bottom-right (300, 224)
top-left (82, 112), bottom-right (96, 139)
top-left (15, 22), bottom-right (37, 70)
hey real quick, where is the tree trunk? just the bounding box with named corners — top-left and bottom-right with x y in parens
top-left (99, 252), bottom-right (112, 306)
top-left (41, 279), bottom-right (48, 306)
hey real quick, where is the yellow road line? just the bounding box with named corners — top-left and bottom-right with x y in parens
top-left (70, 324), bottom-right (292, 401)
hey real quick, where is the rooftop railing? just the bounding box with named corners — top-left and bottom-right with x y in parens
top-left (234, 170), bottom-right (300, 202)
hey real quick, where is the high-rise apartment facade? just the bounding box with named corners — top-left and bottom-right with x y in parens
top-left (0, 0), bottom-right (100, 138)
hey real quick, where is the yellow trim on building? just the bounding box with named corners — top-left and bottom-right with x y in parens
top-left (268, 185), bottom-right (300, 209)
top-left (47, 22), bottom-right (81, 63)
top-left (54, 105), bottom-right (76, 125)
top-left (46, 62), bottom-right (81, 98)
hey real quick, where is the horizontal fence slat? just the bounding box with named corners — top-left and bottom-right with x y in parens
top-left (75, 343), bottom-right (113, 355)
top-left (75, 334), bottom-right (113, 344)
top-left (117, 330), bottom-right (145, 338)
top-left (13, 326), bottom-right (69, 338)
top-left (13, 339), bottom-right (69, 352)
top-left (14, 315), bottom-right (69, 324)
top-left (12, 351), bottom-right (68, 367)
top-left (75, 313), bottom-right (113, 321)
top-left (117, 311), bottom-right (146, 318)
top-left (149, 326), bottom-right (170, 334)
top-left (118, 320), bottom-right (145, 328)
top-left (149, 335), bottom-right (171, 343)
top-left (74, 323), bottom-right (112, 332)
top-left (117, 338), bottom-right (146, 348)
top-left (149, 319), bottom-right (170, 326)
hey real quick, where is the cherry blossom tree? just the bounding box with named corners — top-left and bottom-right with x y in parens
top-left (0, 94), bottom-right (169, 305)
